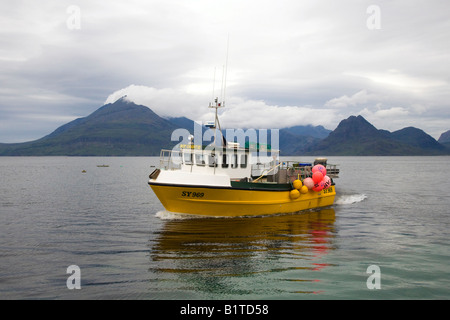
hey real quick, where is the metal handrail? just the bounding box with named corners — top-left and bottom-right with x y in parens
top-left (159, 149), bottom-right (181, 170)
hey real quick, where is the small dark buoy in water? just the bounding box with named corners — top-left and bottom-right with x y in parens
top-left (82, 170), bottom-right (86, 173)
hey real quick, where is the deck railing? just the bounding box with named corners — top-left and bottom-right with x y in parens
top-left (265, 161), bottom-right (339, 184)
top-left (159, 149), bottom-right (181, 170)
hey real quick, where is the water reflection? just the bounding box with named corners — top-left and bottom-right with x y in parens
top-left (150, 208), bottom-right (336, 297)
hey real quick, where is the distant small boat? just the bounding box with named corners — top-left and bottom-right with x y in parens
top-left (82, 170), bottom-right (86, 173)
top-left (97, 165), bottom-right (109, 167)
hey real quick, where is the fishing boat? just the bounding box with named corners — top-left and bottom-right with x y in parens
top-left (148, 99), bottom-right (338, 217)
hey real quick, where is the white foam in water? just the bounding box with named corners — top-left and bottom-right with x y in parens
top-left (335, 194), bottom-right (367, 205)
top-left (155, 210), bottom-right (207, 220)
top-left (155, 210), bottom-right (190, 220)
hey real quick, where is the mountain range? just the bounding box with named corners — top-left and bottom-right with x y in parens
top-left (303, 115), bottom-right (448, 156)
top-left (0, 98), bottom-right (449, 156)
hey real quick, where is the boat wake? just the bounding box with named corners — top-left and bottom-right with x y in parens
top-left (155, 210), bottom-right (208, 220)
top-left (155, 210), bottom-right (190, 220)
top-left (335, 194), bottom-right (367, 205)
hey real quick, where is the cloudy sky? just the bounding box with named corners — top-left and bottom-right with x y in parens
top-left (1, 0), bottom-right (449, 143)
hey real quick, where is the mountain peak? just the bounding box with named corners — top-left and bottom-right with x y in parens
top-left (330, 115), bottom-right (379, 139)
top-left (87, 98), bottom-right (159, 124)
top-left (438, 130), bottom-right (450, 144)
top-left (391, 126), bottom-right (443, 150)
top-left (305, 114), bottom-right (449, 155)
top-left (0, 99), bottom-right (180, 155)
top-left (283, 124), bottom-right (331, 139)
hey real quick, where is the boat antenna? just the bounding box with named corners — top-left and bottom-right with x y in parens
top-left (211, 67), bottom-right (216, 105)
top-left (208, 97), bottom-right (224, 147)
top-left (209, 36), bottom-right (230, 148)
top-left (222, 35), bottom-right (230, 108)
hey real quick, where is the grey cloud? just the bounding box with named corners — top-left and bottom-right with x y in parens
top-left (0, 0), bottom-right (449, 142)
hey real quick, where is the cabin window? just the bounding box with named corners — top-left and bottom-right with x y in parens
top-left (231, 154), bottom-right (238, 168)
top-left (195, 153), bottom-right (205, 166)
top-left (222, 154), bottom-right (229, 168)
top-left (240, 154), bottom-right (248, 168)
top-left (183, 152), bottom-right (193, 165)
top-left (208, 154), bottom-right (217, 167)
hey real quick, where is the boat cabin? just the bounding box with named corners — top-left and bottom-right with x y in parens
top-left (159, 142), bottom-right (279, 181)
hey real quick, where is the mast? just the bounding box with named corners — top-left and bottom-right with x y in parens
top-left (208, 97), bottom-right (223, 147)
top-left (208, 36), bottom-right (229, 148)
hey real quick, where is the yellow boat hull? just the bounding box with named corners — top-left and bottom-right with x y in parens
top-left (149, 183), bottom-right (336, 217)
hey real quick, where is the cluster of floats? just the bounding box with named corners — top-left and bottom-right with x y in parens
top-left (148, 100), bottom-right (339, 217)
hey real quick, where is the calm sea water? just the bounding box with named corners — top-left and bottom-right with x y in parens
top-left (0, 156), bottom-right (449, 300)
